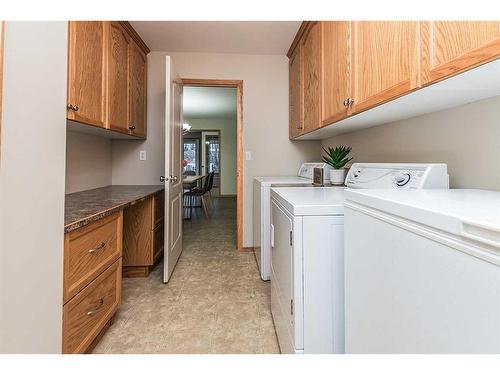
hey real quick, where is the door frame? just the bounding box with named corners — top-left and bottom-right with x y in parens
top-left (181, 79), bottom-right (244, 251)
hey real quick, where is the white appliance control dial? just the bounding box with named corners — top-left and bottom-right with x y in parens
top-left (394, 172), bottom-right (411, 187)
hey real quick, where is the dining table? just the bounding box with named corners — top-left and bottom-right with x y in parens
top-left (182, 174), bottom-right (205, 185)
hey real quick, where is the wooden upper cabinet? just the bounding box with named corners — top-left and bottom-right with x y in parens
top-left (301, 22), bottom-right (322, 134)
top-left (351, 21), bottom-right (419, 114)
top-left (289, 44), bottom-right (303, 139)
top-left (321, 21), bottom-right (351, 126)
top-left (107, 22), bottom-right (130, 133)
top-left (421, 21), bottom-right (500, 85)
top-left (128, 41), bottom-right (147, 138)
top-left (67, 22), bottom-right (107, 128)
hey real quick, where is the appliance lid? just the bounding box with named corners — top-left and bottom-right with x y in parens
top-left (254, 176), bottom-right (312, 186)
top-left (271, 187), bottom-right (345, 216)
top-left (345, 189), bottom-right (500, 249)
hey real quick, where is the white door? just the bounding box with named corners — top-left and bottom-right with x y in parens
top-left (162, 56), bottom-right (183, 283)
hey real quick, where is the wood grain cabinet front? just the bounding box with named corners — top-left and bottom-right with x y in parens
top-left (421, 21), bottom-right (500, 85)
top-left (63, 259), bottom-right (122, 354)
top-left (107, 21), bottom-right (130, 134)
top-left (123, 191), bottom-right (164, 277)
top-left (63, 212), bottom-right (123, 304)
top-left (321, 21), bottom-right (351, 126)
top-left (350, 21), bottom-right (420, 114)
top-left (67, 21), bottom-right (107, 127)
top-left (301, 21), bottom-right (322, 134)
top-left (289, 43), bottom-right (303, 139)
top-left (128, 41), bottom-right (147, 138)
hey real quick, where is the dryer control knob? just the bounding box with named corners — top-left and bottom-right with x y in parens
top-left (395, 173), bottom-right (411, 186)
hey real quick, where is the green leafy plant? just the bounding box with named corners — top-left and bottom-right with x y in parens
top-left (322, 146), bottom-right (353, 169)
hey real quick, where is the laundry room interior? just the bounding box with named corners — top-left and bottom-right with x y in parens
top-left (1, 1), bottom-right (500, 372)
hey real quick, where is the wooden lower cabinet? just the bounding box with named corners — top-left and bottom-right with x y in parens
top-left (63, 257), bottom-right (122, 354)
top-left (123, 192), bottom-right (165, 277)
top-left (63, 212), bottom-right (122, 303)
top-left (62, 211), bottom-right (123, 354)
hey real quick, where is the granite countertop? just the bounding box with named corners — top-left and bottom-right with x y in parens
top-left (65, 185), bottom-right (164, 233)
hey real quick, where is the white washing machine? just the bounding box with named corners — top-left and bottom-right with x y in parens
top-left (253, 162), bottom-right (331, 281)
top-left (269, 163), bottom-right (449, 354)
top-left (344, 189), bottom-right (500, 353)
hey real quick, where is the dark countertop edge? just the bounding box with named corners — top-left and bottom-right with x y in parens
top-left (64, 186), bottom-right (164, 234)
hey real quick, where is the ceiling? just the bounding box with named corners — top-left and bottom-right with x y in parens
top-left (130, 21), bottom-right (301, 55)
top-left (183, 86), bottom-right (237, 119)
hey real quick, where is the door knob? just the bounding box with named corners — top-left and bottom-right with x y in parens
top-left (160, 175), bottom-right (167, 183)
top-left (170, 175), bottom-right (178, 182)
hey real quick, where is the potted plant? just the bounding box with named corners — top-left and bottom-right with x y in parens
top-left (322, 145), bottom-right (353, 185)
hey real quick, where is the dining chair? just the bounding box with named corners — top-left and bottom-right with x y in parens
top-left (184, 172), bottom-right (214, 218)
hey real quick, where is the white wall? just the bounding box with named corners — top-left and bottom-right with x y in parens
top-left (185, 116), bottom-right (237, 195)
top-left (111, 53), bottom-right (166, 185)
top-left (65, 131), bottom-right (112, 193)
top-left (0, 22), bottom-right (67, 353)
top-left (135, 51), bottom-right (319, 247)
top-left (322, 95), bottom-right (500, 191)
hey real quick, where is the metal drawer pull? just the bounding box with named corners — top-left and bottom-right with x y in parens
top-left (88, 242), bottom-right (106, 254)
top-left (86, 298), bottom-right (104, 316)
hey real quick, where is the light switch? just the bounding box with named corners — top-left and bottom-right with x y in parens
top-left (139, 150), bottom-right (147, 161)
top-left (245, 151), bottom-right (252, 161)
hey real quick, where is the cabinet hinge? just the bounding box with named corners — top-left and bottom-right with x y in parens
top-left (289, 231), bottom-right (293, 246)
top-left (291, 299), bottom-right (294, 315)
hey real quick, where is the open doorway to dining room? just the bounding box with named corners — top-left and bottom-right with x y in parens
top-left (181, 80), bottom-right (243, 251)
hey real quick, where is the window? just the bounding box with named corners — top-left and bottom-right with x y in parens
top-left (183, 139), bottom-right (199, 174)
top-left (205, 135), bottom-right (220, 174)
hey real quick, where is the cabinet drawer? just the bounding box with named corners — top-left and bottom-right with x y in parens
top-left (153, 223), bottom-right (164, 263)
top-left (153, 190), bottom-right (165, 227)
top-left (63, 258), bottom-right (122, 354)
top-left (64, 212), bottom-right (123, 303)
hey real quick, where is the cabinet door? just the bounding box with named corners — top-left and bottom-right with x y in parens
top-left (123, 197), bottom-right (153, 266)
top-left (301, 22), bottom-right (322, 134)
top-left (321, 21), bottom-right (351, 126)
top-left (129, 41), bottom-right (147, 138)
top-left (289, 44), bottom-right (303, 139)
top-left (421, 21), bottom-right (500, 85)
top-left (351, 21), bottom-right (419, 114)
top-left (67, 21), bottom-right (107, 127)
top-left (107, 22), bottom-right (130, 133)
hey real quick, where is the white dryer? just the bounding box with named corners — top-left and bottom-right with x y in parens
top-left (253, 163), bottom-right (331, 281)
top-left (270, 163), bottom-right (449, 354)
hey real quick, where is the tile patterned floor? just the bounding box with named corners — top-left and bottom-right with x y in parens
top-left (93, 197), bottom-right (280, 354)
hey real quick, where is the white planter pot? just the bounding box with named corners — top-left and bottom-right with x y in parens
top-left (330, 169), bottom-right (346, 185)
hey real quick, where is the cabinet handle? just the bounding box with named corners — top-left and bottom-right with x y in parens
top-left (67, 104), bottom-right (79, 112)
top-left (86, 298), bottom-right (104, 316)
top-left (343, 98), bottom-right (355, 107)
top-left (88, 242), bottom-right (106, 254)
top-left (296, 123), bottom-right (303, 130)
top-left (128, 125), bottom-right (136, 131)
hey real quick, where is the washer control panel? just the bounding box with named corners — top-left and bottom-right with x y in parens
top-left (345, 163), bottom-right (449, 189)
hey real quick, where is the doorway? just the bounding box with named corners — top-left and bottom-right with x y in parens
top-left (181, 79), bottom-right (243, 251)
